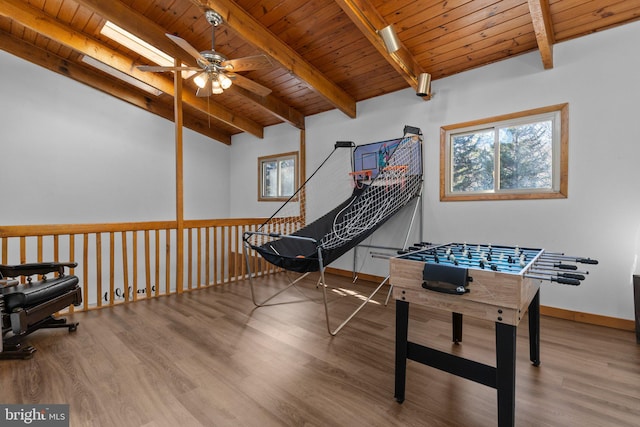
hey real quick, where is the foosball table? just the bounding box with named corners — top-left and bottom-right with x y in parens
top-left (389, 242), bottom-right (598, 426)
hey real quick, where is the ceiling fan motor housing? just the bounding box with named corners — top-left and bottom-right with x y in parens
top-left (199, 50), bottom-right (228, 71)
top-left (205, 10), bottom-right (223, 27)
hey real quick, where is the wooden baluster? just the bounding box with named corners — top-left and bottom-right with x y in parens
top-left (96, 233), bottom-right (103, 308)
top-left (221, 227), bottom-right (226, 284)
top-left (213, 226), bottom-right (219, 286)
top-left (196, 227), bottom-right (202, 289)
top-left (121, 231), bottom-right (129, 303)
top-left (226, 226), bottom-right (232, 283)
top-left (53, 235), bottom-right (59, 263)
top-left (83, 233), bottom-right (89, 311)
top-left (133, 231), bottom-right (138, 302)
top-left (232, 225), bottom-right (238, 282)
top-left (187, 228), bottom-right (193, 290)
top-left (205, 227), bottom-right (211, 288)
top-left (145, 230), bottom-right (151, 300)
top-left (165, 229), bottom-right (171, 295)
top-left (155, 229), bottom-right (160, 297)
top-left (109, 232), bottom-right (115, 306)
top-left (68, 234), bottom-right (75, 313)
top-left (1, 237), bottom-right (7, 264)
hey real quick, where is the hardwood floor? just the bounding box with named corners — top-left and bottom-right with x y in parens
top-left (2, 273), bottom-right (639, 426)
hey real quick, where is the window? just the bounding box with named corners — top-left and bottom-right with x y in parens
top-left (441, 104), bottom-right (568, 201)
top-left (258, 152), bottom-right (298, 201)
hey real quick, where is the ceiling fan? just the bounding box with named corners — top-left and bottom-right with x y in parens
top-left (138, 10), bottom-right (273, 97)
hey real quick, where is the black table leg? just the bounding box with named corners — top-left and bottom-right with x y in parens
top-left (528, 289), bottom-right (540, 366)
top-left (496, 322), bottom-right (517, 427)
top-left (395, 299), bottom-right (409, 403)
top-left (452, 312), bottom-right (463, 343)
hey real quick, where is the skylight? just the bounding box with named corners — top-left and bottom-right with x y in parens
top-left (100, 21), bottom-right (174, 67)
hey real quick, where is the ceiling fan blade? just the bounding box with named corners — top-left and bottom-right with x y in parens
top-left (166, 33), bottom-right (209, 65)
top-left (222, 55), bottom-right (273, 72)
top-left (137, 65), bottom-right (200, 72)
top-left (232, 74), bottom-right (272, 96)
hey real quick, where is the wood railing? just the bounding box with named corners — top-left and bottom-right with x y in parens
top-left (0, 218), bottom-right (293, 312)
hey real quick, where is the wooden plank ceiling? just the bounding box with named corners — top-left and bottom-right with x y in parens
top-left (1, 0), bottom-right (638, 145)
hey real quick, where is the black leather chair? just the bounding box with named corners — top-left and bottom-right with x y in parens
top-left (1, 262), bottom-right (82, 359)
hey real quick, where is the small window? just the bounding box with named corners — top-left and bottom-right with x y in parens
top-left (441, 104), bottom-right (568, 201)
top-left (258, 151), bottom-right (298, 201)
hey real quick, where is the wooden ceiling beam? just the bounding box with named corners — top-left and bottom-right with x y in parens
top-left (333, 0), bottom-right (428, 98)
top-left (0, 0), bottom-right (263, 140)
top-left (528, 0), bottom-right (555, 69)
top-left (72, 0), bottom-right (304, 130)
top-left (191, 0), bottom-right (357, 119)
top-left (227, 85), bottom-right (305, 129)
top-left (0, 30), bottom-right (231, 144)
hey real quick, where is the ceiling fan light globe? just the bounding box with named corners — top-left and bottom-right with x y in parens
top-left (194, 72), bottom-right (208, 89)
top-left (219, 73), bottom-right (232, 89)
top-left (211, 86), bottom-right (224, 94)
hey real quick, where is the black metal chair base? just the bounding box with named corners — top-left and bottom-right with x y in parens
top-left (0, 342), bottom-right (37, 360)
top-left (1, 316), bottom-right (79, 360)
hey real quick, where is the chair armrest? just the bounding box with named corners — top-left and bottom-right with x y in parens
top-left (0, 278), bottom-right (20, 288)
top-left (0, 262), bottom-right (77, 279)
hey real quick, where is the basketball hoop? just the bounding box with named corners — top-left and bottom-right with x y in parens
top-left (349, 170), bottom-right (372, 189)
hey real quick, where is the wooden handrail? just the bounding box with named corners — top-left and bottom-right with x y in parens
top-left (0, 217), bottom-right (299, 312)
top-left (0, 218), bottom-right (272, 238)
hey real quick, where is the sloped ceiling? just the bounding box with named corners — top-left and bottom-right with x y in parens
top-left (1, 0), bottom-right (638, 144)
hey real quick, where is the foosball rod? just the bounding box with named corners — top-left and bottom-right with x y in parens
top-left (399, 251), bottom-right (480, 269)
top-left (400, 250), bottom-right (524, 272)
top-left (524, 274), bottom-right (582, 286)
top-left (528, 265), bottom-right (588, 276)
top-left (536, 254), bottom-right (599, 264)
top-left (409, 243), bottom-right (593, 271)
top-left (532, 260), bottom-right (584, 270)
top-left (439, 245), bottom-right (541, 265)
top-left (412, 242), bottom-right (531, 256)
top-left (407, 245), bottom-right (532, 266)
top-left (453, 243), bottom-right (542, 256)
top-left (416, 245), bottom-right (526, 263)
top-left (527, 270), bottom-right (586, 280)
top-left (436, 247), bottom-right (533, 270)
top-left (416, 243), bottom-right (541, 259)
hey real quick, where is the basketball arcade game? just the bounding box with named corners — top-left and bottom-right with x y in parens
top-left (243, 126), bottom-right (424, 335)
top-left (390, 242), bottom-right (598, 426)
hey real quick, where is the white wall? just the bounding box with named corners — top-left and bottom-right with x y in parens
top-left (229, 123), bottom-right (301, 218)
top-left (0, 51), bottom-right (230, 224)
top-left (231, 21), bottom-right (640, 321)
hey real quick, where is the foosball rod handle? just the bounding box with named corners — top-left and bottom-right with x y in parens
top-left (528, 271), bottom-right (586, 280)
top-left (525, 274), bottom-right (581, 286)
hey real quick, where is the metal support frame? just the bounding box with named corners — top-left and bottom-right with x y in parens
top-left (243, 231), bottom-right (390, 336)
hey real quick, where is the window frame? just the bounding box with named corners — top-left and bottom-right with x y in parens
top-left (440, 103), bottom-right (568, 201)
top-left (257, 151), bottom-right (299, 202)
